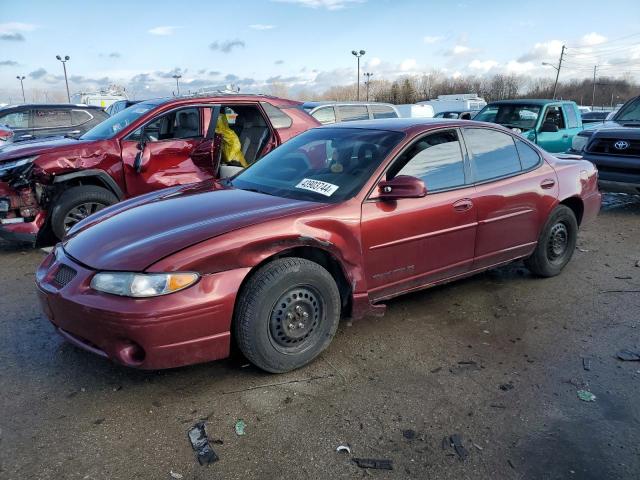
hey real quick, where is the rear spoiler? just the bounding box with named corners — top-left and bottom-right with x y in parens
top-left (553, 153), bottom-right (583, 160)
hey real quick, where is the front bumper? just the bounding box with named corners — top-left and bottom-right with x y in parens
top-left (35, 247), bottom-right (250, 369)
top-left (0, 216), bottom-right (42, 244)
top-left (583, 152), bottom-right (640, 195)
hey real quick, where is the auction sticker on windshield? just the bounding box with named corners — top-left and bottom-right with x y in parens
top-left (295, 178), bottom-right (339, 197)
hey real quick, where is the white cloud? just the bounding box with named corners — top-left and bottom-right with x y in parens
top-left (444, 44), bottom-right (478, 57)
top-left (400, 58), bottom-right (417, 71)
top-left (468, 59), bottom-right (498, 72)
top-left (249, 24), bottom-right (276, 30)
top-left (272, 0), bottom-right (365, 10)
top-left (423, 35), bottom-right (444, 44)
top-left (505, 60), bottom-right (536, 74)
top-left (148, 26), bottom-right (181, 36)
top-left (0, 22), bottom-right (37, 34)
top-left (580, 32), bottom-right (606, 46)
top-left (367, 57), bottom-right (381, 68)
top-left (518, 39), bottom-right (563, 62)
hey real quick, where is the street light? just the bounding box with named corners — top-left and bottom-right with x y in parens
top-left (172, 74), bottom-right (182, 96)
top-left (541, 61), bottom-right (562, 100)
top-left (351, 49), bottom-right (366, 101)
top-left (16, 75), bottom-right (26, 103)
top-left (56, 55), bottom-right (71, 102)
top-left (364, 72), bottom-right (373, 101)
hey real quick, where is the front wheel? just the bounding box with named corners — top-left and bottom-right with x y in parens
top-left (50, 186), bottom-right (118, 240)
top-left (525, 205), bottom-right (578, 277)
top-left (234, 257), bottom-right (341, 373)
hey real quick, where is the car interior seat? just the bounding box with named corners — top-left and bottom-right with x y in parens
top-left (174, 111), bottom-right (200, 138)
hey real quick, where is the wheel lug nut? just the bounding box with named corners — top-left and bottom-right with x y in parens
top-left (298, 322), bottom-right (304, 328)
top-left (302, 311), bottom-right (309, 318)
top-left (288, 323), bottom-right (295, 329)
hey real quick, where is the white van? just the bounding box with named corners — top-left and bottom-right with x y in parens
top-left (395, 104), bottom-right (435, 118)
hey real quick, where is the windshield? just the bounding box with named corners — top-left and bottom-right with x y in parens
top-left (614, 97), bottom-right (640, 122)
top-left (474, 104), bottom-right (542, 130)
top-left (80, 101), bottom-right (158, 140)
top-left (229, 128), bottom-right (405, 203)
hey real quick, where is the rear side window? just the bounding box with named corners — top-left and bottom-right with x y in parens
top-left (369, 104), bottom-right (398, 119)
top-left (464, 128), bottom-right (521, 182)
top-left (337, 105), bottom-right (369, 122)
top-left (390, 130), bottom-right (466, 192)
top-left (32, 109), bottom-right (72, 128)
top-left (0, 111), bottom-right (29, 128)
top-left (563, 104), bottom-right (579, 128)
top-left (311, 106), bottom-right (336, 125)
top-left (71, 109), bottom-right (93, 126)
top-left (515, 139), bottom-right (541, 170)
top-left (260, 102), bottom-right (292, 129)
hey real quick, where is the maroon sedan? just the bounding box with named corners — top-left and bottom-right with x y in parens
top-left (36, 119), bottom-right (601, 373)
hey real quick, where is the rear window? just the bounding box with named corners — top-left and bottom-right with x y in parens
top-left (260, 102), bottom-right (293, 129)
top-left (369, 104), bottom-right (398, 119)
top-left (563, 104), bottom-right (579, 128)
top-left (338, 105), bottom-right (369, 122)
top-left (312, 106), bottom-right (336, 125)
top-left (32, 109), bottom-right (72, 128)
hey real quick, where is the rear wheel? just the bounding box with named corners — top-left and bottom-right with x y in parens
top-left (50, 185), bottom-right (118, 240)
top-left (234, 257), bottom-right (341, 373)
top-left (525, 205), bottom-right (578, 277)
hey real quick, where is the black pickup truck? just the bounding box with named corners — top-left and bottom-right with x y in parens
top-left (571, 95), bottom-right (640, 194)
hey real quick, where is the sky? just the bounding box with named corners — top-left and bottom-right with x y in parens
top-left (1, 0), bottom-right (640, 103)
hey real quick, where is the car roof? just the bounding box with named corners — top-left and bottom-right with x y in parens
top-left (486, 99), bottom-right (573, 106)
top-left (145, 94), bottom-right (303, 108)
top-left (318, 117), bottom-right (471, 133)
top-left (303, 101), bottom-right (396, 108)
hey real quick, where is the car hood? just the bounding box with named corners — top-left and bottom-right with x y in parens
top-left (63, 183), bottom-right (321, 271)
top-left (0, 136), bottom-right (87, 162)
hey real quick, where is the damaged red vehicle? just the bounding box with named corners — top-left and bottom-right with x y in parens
top-left (0, 94), bottom-right (318, 244)
top-left (36, 119), bottom-right (601, 372)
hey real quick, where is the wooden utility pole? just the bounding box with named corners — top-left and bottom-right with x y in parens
top-left (591, 65), bottom-right (598, 108)
top-left (552, 45), bottom-right (565, 99)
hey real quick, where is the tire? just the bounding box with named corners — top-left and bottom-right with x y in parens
top-left (525, 205), bottom-right (578, 277)
top-left (234, 257), bottom-right (341, 373)
top-left (50, 185), bottom-right (118, 240)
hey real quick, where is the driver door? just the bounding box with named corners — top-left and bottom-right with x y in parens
top-left (536, 105), bottom-right (568, 152)
top-left (120, 106), bottom-right (220, 197)
top-left (360, 129), bottom-right (477, 301)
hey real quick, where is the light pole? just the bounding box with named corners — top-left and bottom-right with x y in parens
top-left (56, 55), bottom-right (71, 102)
top-left (16, 75), bottom-right (26, 103)
top-left (541, 45), bottom-right (564, 99)
top-left (172, 74), bottom-right (182, 96)
top-left (363, 72), bottom-right (373, 101)
top-left (351, 50), bottom-right (365, 101)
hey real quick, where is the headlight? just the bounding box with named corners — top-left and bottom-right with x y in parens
top-left (0, 155), bottom-right (38, 175)
top-left (571, 135), bottom-right (589, 152)
top-left (91, 272), bottom-right (199, 297)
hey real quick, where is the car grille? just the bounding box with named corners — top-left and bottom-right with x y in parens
top-left (587, 138), bottom-right (640, 157)
top-left (53, 264), bottom-right (77, 288)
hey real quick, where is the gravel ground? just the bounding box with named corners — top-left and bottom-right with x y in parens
top-left (1, 193), bottom-right (639, 480)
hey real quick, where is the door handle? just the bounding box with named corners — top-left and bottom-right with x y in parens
top-left (453, 198), bottom-right (474, 212)
top-left (562, 134), bottom-right (569, 138)
top-left (540, 178), bottom-right (556, 189)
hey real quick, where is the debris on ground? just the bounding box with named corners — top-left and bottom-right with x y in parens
top-left (450, 360), bottom-right (481, 374)
top-left (635, 260), bottom-right (640, 267)
top-left (402, 429), bottom-right (416, 440)
top-left (576, 247), bottom-right (589, 253)
top-left (444, 434), bottom-right (469, 461)
top-left (352, 458), bottom-right (393, 470)
top-left (472, 442), bottom-right (483, 451)
top-left (336, 444), bottom-right (352, 455)
top-left (582, 358), bottom-right (592, 371)
top-left (617, 349), bottom-right (640, 361)
top-left (577, 390), bottom-right (597, 402)
top-left (187, 422), bottom-right (219, 465)
top-left (499, 383), bottom-right (514, 391)
top-left (615, 275), bottom-right (633, 280)
top-left (170, 471), bottom-right (184, 479)
top-left (234, 419), bottom-right (246, 436)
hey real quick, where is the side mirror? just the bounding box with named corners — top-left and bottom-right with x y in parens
top-left (133, 139), bottom-right (146, 173)
top-left (540, 121), bottom-right (559, 133)
top-left (377, 175), bottom-right (427, 200)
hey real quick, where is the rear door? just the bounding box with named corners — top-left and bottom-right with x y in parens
top-left (120, 106), bottom-right (220, 197)
top-left (31, 107), bottom-right (73, 139)
top-left (461, 127), bottom-right (558, 269)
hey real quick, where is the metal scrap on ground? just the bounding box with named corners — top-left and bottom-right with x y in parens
top-left (187, 422), bottom-right (219, 466)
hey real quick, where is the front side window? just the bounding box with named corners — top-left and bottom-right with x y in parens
top-left (542, 106), bottom-right (566, 129)
top-left (464, 128), bottom-right (521, 182)
top-left (0, 111), bottom-right (28, 129)
top-left (337, 105), bottom-right (369, 122)
top-left (32, 109), bottom-right (71, 128)
top-left (229, 128), bottom-right (404, 203)
top-left (312, 106), bottom-right (336, 125)
top-left (389, 130), bottom-right (466, 192)
top-left (615, 97), bottom-right (640, 122)
top-left (140, 108), bottom-right (201, 142)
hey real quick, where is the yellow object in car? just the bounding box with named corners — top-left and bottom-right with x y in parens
top-left (216, 114), bottom-right (247, 167)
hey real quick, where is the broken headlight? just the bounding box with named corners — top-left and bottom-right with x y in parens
top-left (0, 155), bottom-right (38, 179)
top-left (90, 272), bottom-right (200, 297)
